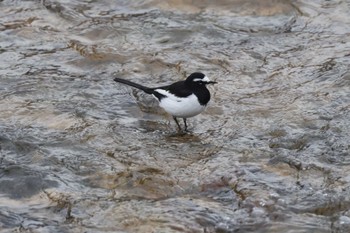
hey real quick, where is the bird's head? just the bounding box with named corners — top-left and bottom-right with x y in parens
top-left (186, 72), bottom-right (217, 86)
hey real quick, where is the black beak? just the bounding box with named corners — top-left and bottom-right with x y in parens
top-left (207, 81), bottom-right (218, 85)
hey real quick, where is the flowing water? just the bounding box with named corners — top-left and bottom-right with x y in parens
top-left (1, 0), bottom-right (350, 232)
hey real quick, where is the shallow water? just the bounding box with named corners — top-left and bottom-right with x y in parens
top-left (1, 0), bottom-right (350, 232)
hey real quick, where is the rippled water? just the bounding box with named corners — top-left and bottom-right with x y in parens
top-left (1, 0), bottom-right (350, 232)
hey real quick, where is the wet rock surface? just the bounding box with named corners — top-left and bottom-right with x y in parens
top-left (1, 0), bottom-right (350, 232)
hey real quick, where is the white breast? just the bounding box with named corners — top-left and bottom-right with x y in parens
top-left (153, 89), bottom-right (206, 118)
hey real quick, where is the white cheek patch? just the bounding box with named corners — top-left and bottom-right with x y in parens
top-left (193, 76), bottom-right (210, 83)
top-left (202, 76), bottom-right (210, 82)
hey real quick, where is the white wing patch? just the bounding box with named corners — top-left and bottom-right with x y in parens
top-left (154, 89), bottom-right (182, 102)
top-left (153, 89), bottom-right (206, 118)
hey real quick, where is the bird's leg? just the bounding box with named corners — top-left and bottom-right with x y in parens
top-left (183, 118), bottom-right (188, 131)
top-left (173, 116), bottom-right (182, 131)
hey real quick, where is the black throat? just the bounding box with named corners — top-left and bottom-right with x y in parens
top-left (192, 86), bottom-right (211, 105)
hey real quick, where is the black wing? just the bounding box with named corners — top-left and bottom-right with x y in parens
top-left (155, 81), bottom-right (193, 98)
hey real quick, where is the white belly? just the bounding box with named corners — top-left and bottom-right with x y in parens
top-left (154, 90), bottom-right (206, 118)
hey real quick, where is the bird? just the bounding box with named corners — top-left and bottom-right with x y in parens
top-left (113, 72), bottom-right (217, 131)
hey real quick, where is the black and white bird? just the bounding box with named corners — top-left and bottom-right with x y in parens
top-left (113, 72), bottom-right (217, 131)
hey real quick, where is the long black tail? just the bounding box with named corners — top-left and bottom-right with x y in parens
top-left (113, 77), bottom-right (154, 94)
